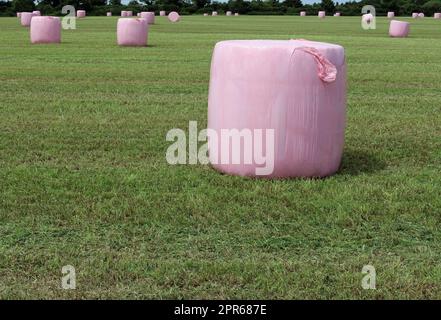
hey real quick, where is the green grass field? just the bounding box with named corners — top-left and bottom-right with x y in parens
top-left (0, 15), bottom-right (440, 299)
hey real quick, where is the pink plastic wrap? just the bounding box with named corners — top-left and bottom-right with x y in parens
top-left (300, 11), bottom-right (306, 16)
top-left (389, 20), bottom-right (410, 38)
top-left (418, 13), bottom-right (425, 18)
top-left (117, 18), bottom-right (148, 47)
top-left (318, 11), bottom-right (325, 18)
top-left (107, 12), bottom-right (112, 16)
top-left (17, 12), bottom-right (21, 18)
top-left (140, 12), bottom-right (155, 24)
top-left (412, 13), bottom-right (419, 18)
top-left (20, 12), bottom-right (33, 27)
top-left (362, 13), bottom-right (373, 24)
top-left (77, 10), bottom-right (86, 18)
top-left (168, 11), bottom-right (180, 22)
top-left (32, 11), bottom-right (41, 16)
top-left (207, 39), bottom-right (347, 178)
top-left (435, 13), bottom-right (441, 19)
top-left (160, 11), bottom-right (166, 16)
top-left (387, 12), bottom-right (395, 18)
top-left (30, 16), bottom-right (61, 44)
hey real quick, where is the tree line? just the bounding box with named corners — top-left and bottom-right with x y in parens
top-left (1, 0), bottom-right (441, 17)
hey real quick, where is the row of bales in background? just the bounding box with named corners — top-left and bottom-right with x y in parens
top-left (2, 0), bottom-right (441, 17)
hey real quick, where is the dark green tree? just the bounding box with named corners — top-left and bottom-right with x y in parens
top-left (320, 0), bottom-right (335, 12)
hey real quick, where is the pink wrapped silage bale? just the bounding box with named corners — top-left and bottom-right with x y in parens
top-left (318, 11), bottom-right (326, 18)
top-left (204, 13), bottom-right (208, 16)
top-left (127, 11), bottom-right (133, 17)
top-left (235, 13), bottom-right (239, 16)
top-left (32, 11), bottom-right (41, 16)
top-left (208, 39), bottom-right (346, 178)
top-left (334, 12), bottom-right (341, 17)
top-left (389, 20), bottom-right (410, 37)
top-left (17, 12), bottom-right (21, 18)
top-left (300, 11), bottom-right (306, 16)
top-left (107, 12), bottom-right (112, 16)
top-left (121, 11), bottom-right (127, 17)
top-left (212, 11), bottom-right (218, 16)
top-left (77, 10), bottom-right (86, 18)
top-left (418, 13), bottom-right (424, 18)
top-left (362, 13), bottom-right (374, 24)
top-left (168, 11), bottom-right (180, 22)
top-left (387, 12), bottom-right (395, 18)
top-left (20, 12), bottom-right (34, 27)
top-left (412, 13), bottom-right (419, 18)
top-left (435, 13), bottom-right (441, 19)
top-left (140, 12), bottom-right (155, 24)
top-left (30, 16), bottom-right (61, 44)
top-left (137, 13), bottom-right (140, 17)
top-left (226, 11), bottom-right (232, 16)
top-left (117, 18), bottom-right (148, 47)
top-left (160, 11), bottom-right (166, 16)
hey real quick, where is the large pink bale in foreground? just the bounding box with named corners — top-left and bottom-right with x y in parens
top-left (168, 11), bottom-right (180, 22)
top-left (387, 12), bottom-right (395, 18)
top-left (30, 16), bottom-right (61, 44)
top-left (32, 11), bottom-right (41, 16)
top-left (318, 11), bottom-right (325, 18)
top-left (160, 11), bottom-right (166, 16)
top-left (20, 12), bottom-right (33, 27)
top-left (389, 20), bottom-right (410, 38)
top-left (140, 12), bottom-right (155, 24)
top-left (435, 13), bottom-right (441, 19)
top-left (300, 11), bottom-right (306, 16)
top-left (77, 10), bottom-right (86, 18)
top-left (208, 39), bottom-right (347, 178)
top-left (117, 18), bottom-right (148, 46)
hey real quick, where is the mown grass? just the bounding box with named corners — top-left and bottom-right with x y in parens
top-left (0, 15), bottom-right (440, 299)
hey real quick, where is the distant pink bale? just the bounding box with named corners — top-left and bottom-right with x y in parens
top-left (77, 10), bottom-right (86, 18)
top-left (418, 13), bottom-right (424, 18)
top-left (30, 16), bottom-right (61, 44)
top-left (334, 12), bottom-right (341, 16)
top-left (127, 11), bottom-right (133, 17)
top-left (140, 12), bottom-right (155, 24)
top-left (160, 11), bottom-right (166, 16)
top-left (32, 11), bottom-right (41, 16)
top-left (20, 12), bottom-right (33, 27)
top-left (235, 13), bottom-right (239, 16)
top-left (107, 12), bottom-right (112, 16)
top-left (300, 11), bottom-right (306, 16)
top-left (412, 12), bottom-right (419, 18)
top-left (121, 11), bottom-right (127, 17)
top-left (318, 11), bottom-right (325, 18)
top-left (117, 18), bottom-right (148, 47)
top-left (389, 20), bottom-right (410, 38)
top-left (362, 13), bottom-right (374, 24)
top-left (203, 13), bottom-right (208, 16)
top-left (226, 11), bottom-right (232, 16)
top-left (17, 12), bottom-right (21, 18)
top-left (387, 12), bottom-right (395, 18)
top-left (208, 39), bottom-right (346, 178)
top-left (435, 13), bottom-right (441, 19)
top-left (168, 11), bottom-right (180, 22)
top-left (212, 11), bottom-right (218, 16)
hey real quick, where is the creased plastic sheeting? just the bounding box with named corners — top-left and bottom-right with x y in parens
top-left (207, 40), bottom-right (346, 178)
top-left (30, 16), bottom-right (61, 44)
top-left (117, 18), bottom-right (148, 46)
top-left (389, 20), bottom-right (410, 38)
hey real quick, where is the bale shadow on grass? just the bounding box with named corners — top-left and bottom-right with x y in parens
top-left (338, 149), bottom-right (387, 176)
